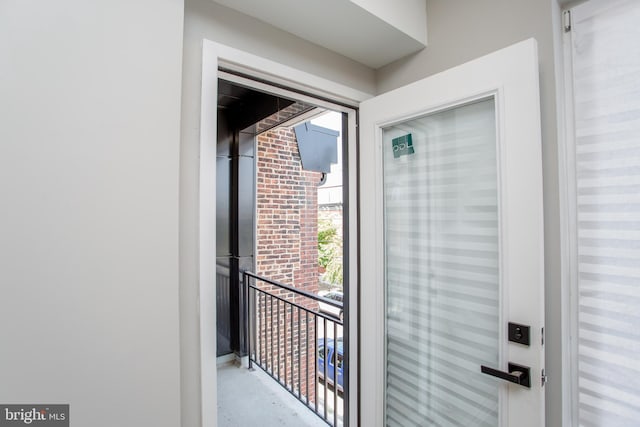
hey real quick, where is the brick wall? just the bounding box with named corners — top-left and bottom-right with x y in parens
top-left (255, 127), bottom-right (321, 404)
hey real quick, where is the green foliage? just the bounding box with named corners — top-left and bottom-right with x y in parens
top-left (318, 218), bottom-right (343, 285)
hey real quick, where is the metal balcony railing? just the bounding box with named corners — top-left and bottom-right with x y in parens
top-left (243, 271), bottom-right (344, 426)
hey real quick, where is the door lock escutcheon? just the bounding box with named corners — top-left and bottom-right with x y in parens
top-left (508, 322), bottom-right (530, 346)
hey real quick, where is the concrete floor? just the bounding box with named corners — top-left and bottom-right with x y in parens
top-left (217, 360), bottom-right (329, 427)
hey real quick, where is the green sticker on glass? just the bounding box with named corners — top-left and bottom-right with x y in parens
top-left (391, 134), bottom-right (414, 158)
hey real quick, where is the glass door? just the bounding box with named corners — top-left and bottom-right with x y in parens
top-left (383, 98), bottom-right (500, 426)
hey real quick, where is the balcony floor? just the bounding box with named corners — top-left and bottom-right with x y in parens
top-left (217, 359), bottom-right (329, 427)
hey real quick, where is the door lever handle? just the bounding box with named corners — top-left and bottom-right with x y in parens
top-left (481, 362), bottom-right (531, 388)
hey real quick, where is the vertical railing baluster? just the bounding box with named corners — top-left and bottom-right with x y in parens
top-left (270, 293), bottom-right (274, 375)
top-left (257, 290), bottom-right (260, 367)
top-left (258, 290), bottom-right (260, 368)
top-left (260, 291), bottom-right (264, 368)
top-left (334, 320), bottom-right (338, 427)
top-left (288, 301), bottom-right (291, 389)
top-left (264, 291), bottom-right (267, 370)
top-left (264, 290), bottom-right (267, 368)
top-left (314, 313), bottom-right (318, 415)
top-left (284, 299), bottom-right (287, 387)
top-left (264, 291), bottom-right (266, 369)
top-left (297, 305), bottom-right (301, 398)
top-left (246, 273), bottom-right (253, 370)
top-left (292, 306), bottom-right (296, 392)
top-left (304, 310), bottom-right (316, 406)
top-left (276, 296), bottom-right (278, 378)
top-left (262, 291), bottom-right (270, 370)
top-left (277, 298), bottom-right (281, 382)
top-left (255, 290), bottom-right (259, 367)
top-left (323, 317), bottom-right (328, 422)
top-left (265, 291), bottom-right (268, 370)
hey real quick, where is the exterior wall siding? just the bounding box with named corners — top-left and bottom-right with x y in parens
top-left (255, 127), bottom-right (322, 403)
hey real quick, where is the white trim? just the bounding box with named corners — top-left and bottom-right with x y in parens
top-left (199, 42), bottom-right (219, 427)
top-left (209, 40), bottom-right (372, 107)
top-left (494, 89), bottom-right (509, 427)
top-left (199, 40), bottom-right (365, 427)
top-left (345, 108), bottom-right (359, 427)
top-left (555, 0), bottom-right (579, 425)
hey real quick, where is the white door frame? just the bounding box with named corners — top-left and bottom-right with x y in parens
top-left (198, 40), bottom-right (369, 427)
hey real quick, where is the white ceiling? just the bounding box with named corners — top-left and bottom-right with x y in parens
top-left (211, 0), bottom-right (427, 69)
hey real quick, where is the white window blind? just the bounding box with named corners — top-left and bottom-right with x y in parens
top-left (383, 98), bottom-right (500, 426)
top-left (569, 0), bottom-right (640, 425)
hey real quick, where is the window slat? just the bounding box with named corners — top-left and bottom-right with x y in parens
top-left (571, 1), bottom-right (640, 424)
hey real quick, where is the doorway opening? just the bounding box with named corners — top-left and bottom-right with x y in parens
top-left (215, 72), bottom-right (352, 426)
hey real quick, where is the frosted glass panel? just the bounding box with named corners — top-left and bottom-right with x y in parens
top-left (383, 98), bottom-right (500, 426)
top-left (571, 1), bottom-right (640, 425)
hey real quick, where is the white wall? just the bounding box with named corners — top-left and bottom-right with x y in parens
top-left (0, 1), bottom-right (184, 426)
top-left (350, 0), bottom-right (428, 45)
top-left (179, 1), bottom-right (375, 426)
top-left (376, 1), bottom-right (563, 426)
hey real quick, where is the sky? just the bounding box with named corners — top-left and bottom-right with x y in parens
top-left (311, 111), bottom-right (343, 205)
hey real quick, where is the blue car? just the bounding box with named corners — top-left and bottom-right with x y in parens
top-left (317, 337), bottom-right (343, 392)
